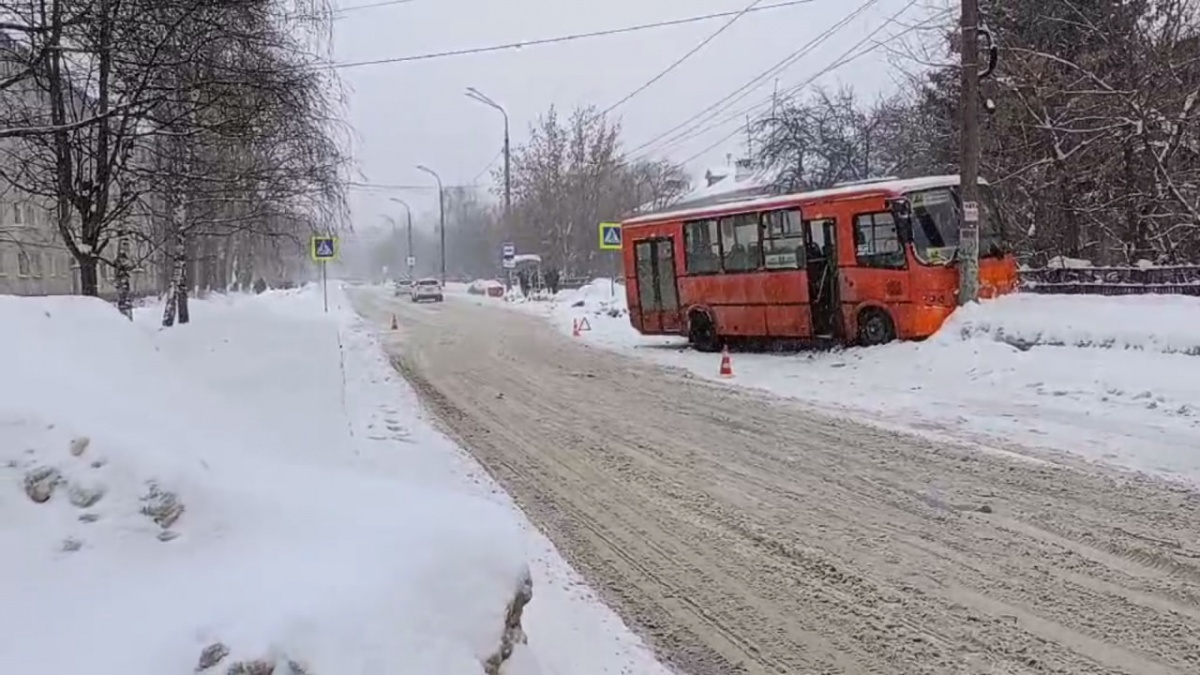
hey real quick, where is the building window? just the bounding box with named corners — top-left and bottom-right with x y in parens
top-left (683, 218), bottom-right (720, 274)
top-left (0, 248), bottom-right (6, 276)
top-left (17, 250), bottom-right (31, 276)
top-left (24, 204), bottom-right (37, 227)
top-left (762, 209), bottom-right (804, 270)
top-left (31, 251), bottom-right (43, 277)
top-left (12, 203), bottom-right (24, 227)
top-left (854, 212), bottom-right (905, 269)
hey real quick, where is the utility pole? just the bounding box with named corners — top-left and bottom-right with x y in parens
top-left (417, 165), bottom-right (446, 284)
top-left (958, 0), bottom-right (982, 305)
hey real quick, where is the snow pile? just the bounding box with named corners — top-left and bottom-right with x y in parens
top-left (946, 294), bottom-right (1200, 355)
top-left (0, 290), bottom-right (537, 674)
top-left (560, 278), bottom-right (627, 318)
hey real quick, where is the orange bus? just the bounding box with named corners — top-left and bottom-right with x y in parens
top-left (620, 175), bottom-right (1018, 351)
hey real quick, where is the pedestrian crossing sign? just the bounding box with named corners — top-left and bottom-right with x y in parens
top-left (311, 235), bottom-right (338, 261)
top-left (599, 222), bottom-right (622, 250)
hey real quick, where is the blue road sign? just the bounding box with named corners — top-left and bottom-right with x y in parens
top-left (599, 222), bottom-right (622, 250)
top-left (311, 235), bottom-right (337, 261)
top-left (502, 242), bottom-right (516, 257)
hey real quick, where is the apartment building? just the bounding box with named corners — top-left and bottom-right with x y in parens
top-left (0, 190), bottom-right (75, 295)
top-left (0, 190), bottom-right (159, 297)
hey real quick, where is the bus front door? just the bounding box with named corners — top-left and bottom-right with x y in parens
top-left (634, 238), bottom-right (680, 333)
top-left (805, 218), bottom-right (841, 339)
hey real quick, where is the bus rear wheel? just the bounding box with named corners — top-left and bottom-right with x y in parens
top-left (688, 312), bottom-right (720, 352)
top-left (857, 308), bottom-right (896, 347)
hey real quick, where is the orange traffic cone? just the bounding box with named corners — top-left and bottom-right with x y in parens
top-left (718, 346), bottom-right (734, 378)
top-left (390, 314), bottom-right (398, 330)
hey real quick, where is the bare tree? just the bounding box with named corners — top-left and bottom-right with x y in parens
top-left (504, 104), bottom-right (690, 276)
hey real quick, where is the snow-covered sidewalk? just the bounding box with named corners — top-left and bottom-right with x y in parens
top-left (0, 285), bottom-right (667, 674)
top-left (463, 282), bottom-right (1200, 486)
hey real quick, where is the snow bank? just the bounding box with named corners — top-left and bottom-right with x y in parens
top-left (527, 284), bottom-right (1200, 484)
top-left (947, 294), bottom-right (1200, 355)
top-left (0, 289), bottom-right (535, 674)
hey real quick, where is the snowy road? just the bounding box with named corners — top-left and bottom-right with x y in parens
top-left (353, 289), bottom-right (1200, 675)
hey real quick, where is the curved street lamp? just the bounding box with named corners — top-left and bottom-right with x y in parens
top-left (465, 87), bottom-right (511, 226)
top-left (389, 197), bottom-right (414, 277)
top-left (416, 165), bottom-right (445, 284)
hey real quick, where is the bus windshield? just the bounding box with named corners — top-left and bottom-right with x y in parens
top-left (906, 185), bottom-right (1006, 265)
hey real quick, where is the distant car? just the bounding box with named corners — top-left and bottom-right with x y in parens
top-left (410, 278), bottom-right (444, 303)
top-left (467, 278), bottom-right (506, 298)
top-left (393, 278), bottom-right (413, 296)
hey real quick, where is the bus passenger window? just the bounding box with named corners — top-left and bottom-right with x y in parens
top-left (854, 212), bottom-right (905, 269)
top-left (684, 219), bottom-right (720, 273)
top-left (721, 213), bottom-right (760, 272)
top-left (762, 209), bottom-right (804, 270)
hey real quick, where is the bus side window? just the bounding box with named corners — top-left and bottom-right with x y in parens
top-left (684, 219), bottom-right (720, 273)
top-left (721, 213), bottom-right (760, 273)
top-left (762, 209), bottom-right (804, 270)
top-left (853, 212), bottom-right (906, 269)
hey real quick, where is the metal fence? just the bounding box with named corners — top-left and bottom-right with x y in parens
top-left (1019, 265), bottom-right (1200, 296)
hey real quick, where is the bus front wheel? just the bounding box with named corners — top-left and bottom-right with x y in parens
top-left (857, 308), bottom-right (896, 347)
top-left (688, 313), bottom-right (720, 352)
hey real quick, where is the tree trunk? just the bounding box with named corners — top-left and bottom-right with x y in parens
top-left (114, 228), bottom-right (133, 320)
top-left (78, 257), bottom-right (100, 297)
top-left (161, 199), bottom-right (188, 327)
top-left (178, 235), bottom-right (192, 324)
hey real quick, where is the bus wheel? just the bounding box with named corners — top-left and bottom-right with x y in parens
top-left (688, 312), bottom-right (720, 352)
top-left (857, 308), bottom-right (896, 346)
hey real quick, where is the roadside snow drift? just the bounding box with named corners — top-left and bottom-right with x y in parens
top-left (0, 291), bottom-right (533, 674)
top-left (515, 282), bottom-right (1200, 484)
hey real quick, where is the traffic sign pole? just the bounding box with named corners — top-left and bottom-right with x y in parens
top-left (310, 235), bottom-right (339, 314)
top-left (598, 223), bottom-right (622, 297)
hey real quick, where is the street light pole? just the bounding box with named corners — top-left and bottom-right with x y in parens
top-left (389, 197), bottom-right (413, 278)
top-left (416, 164), bottom-right (445, 284)
top-left (465, 87), bottom-right (511, 225)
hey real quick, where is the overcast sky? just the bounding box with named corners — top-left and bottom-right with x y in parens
top-left (331, 0), bottom-right (947, 232)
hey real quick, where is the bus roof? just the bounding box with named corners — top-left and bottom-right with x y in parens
top-left (623, 174), bottom-right (987, 227)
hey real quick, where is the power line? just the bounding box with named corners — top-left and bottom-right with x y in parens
top-left (627, 0), bottom-right (883, 159)
top-left (601, 0), bottom-right (776, 117)
top-left (348, 182), bottom-right (435, 191)
top-left (471, 149), bottom-right (504, 185)
top-left (330, 1), bottom-right (815, 70)
top-left (676, 0), bottom-right (927, 165)
top-left (335, 0), bottom-right (418, 14)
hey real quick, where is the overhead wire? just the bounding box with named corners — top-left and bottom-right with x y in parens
top-left (675, 0), bottom-right (932, 165)
top-left (334, 0), bottom-right (419, 15)
top-left (600, 0), bottom-right (774, 117)
top-left (671, 2), bottom-right (949, 160)
top-left (330, 1), bottom-right (815, 69)
top-left (471, 149), bottom-right (504, 185)
top-left (626, 0), bottom-right (885, 159)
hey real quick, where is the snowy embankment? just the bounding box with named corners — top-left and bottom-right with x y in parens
top-left (478, 281), bottom-right (1200, 485)
top-left (0, 285), bottom-right (663, 674)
